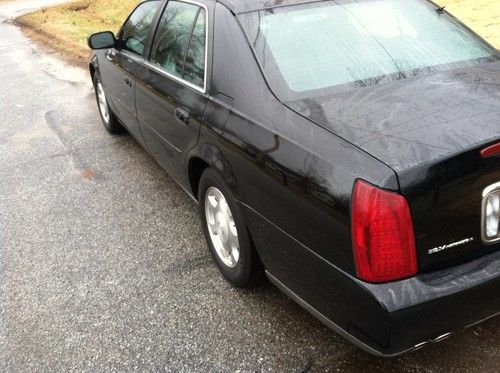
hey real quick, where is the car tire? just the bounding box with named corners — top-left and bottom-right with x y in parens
top-left (198, 168), bottom-right (264, 288)
top-left (92, 73), bottom-right (124, 134)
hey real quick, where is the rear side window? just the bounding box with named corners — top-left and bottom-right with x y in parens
top-left (183, 10), bottom-right (206, 88)
top-left (120, 1), bottom-right (161, 56)
top-left (150, 1), bottom-right (206, 90)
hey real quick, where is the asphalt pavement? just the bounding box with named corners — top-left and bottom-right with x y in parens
top-left (0, 1), bottom-right (498, 371)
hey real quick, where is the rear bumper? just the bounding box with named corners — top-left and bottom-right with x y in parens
top-left (362, 249), bottom-right (500, 355)
top-left (267, 250), bottom-right (500, 356)
top-left (243, 204), bottom-right (500, 356)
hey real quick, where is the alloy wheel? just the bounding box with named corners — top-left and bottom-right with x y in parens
top-left (204, 187), bottom-right (240, 268)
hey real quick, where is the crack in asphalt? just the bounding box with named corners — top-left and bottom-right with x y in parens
top-left (162, 255), bottom-right (212, 275)
top-left (44, 110), bottom-right (95, 174)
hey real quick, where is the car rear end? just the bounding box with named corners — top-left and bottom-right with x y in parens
top-left (236, 0), bottom-right (500, 355)
top-left (343, 140), bottom-right (500, 355)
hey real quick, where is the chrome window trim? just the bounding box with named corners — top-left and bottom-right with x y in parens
top-left (120, 50), bottom-right (208, 95)
top-left (148, 0), bottom-right (209, 93)
top-left (146, 59), bottom-right (206, 93)
top-left (481, 181), bottom-right (500, 244)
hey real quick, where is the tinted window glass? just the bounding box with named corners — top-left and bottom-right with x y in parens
top-left (120, 1), bottom-right (160, 56)
top-left (241, 0), bottom-right (498, 99)
top-left (183, 11), bottom-right (206, 88)
top-left (150, 1), bottom-right (206, 89)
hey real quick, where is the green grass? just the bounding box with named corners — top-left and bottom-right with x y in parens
top-left (17, 0), bottom-right (137, 65)
top-left (25, 0), bottom-right (137, 40)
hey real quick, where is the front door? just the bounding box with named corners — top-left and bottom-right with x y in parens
top-left (136, 0), bottom-right (209, 182)
top-left (99, 0), bottom-right (161, 142)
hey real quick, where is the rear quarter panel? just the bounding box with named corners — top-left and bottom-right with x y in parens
top-left (207, 3), bottom-right (399, 278)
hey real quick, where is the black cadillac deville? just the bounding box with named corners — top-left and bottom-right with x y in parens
top-left (87, 0), bottom-right (500, 356)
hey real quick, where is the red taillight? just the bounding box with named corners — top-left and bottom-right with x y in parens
top-left (351, 180), bottom-right (418, 283)
top-left (481, 142), bottom-right (500, 158)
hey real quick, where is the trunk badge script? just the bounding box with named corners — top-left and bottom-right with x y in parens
top-left (428, 238), bottom-right (475, 255)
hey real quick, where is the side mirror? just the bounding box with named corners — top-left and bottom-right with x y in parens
top-left (88, 31), bottom-right (116, 50)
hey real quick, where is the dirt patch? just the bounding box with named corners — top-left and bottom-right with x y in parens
top-left (82, 168), bottom-right (96, 180)
top-left (14, 0), bottom-right (137, 68)
top-left (15, 16), bottom-right (90, 68)
top-left (67, 2), bottom-right (89, 12)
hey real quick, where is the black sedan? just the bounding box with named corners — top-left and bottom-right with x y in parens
top-left (87, 0), bottom-right (500, 356)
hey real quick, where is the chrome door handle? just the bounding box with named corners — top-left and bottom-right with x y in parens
top-left (105, 49), bottom-right (116, 61)
top-left (123, 77), bottom-right (133, 87)
top-left (175, 107), bottom-right (190, 125)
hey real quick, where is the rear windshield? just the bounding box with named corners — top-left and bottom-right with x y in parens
top-left (240, 0), bottom-right (498, 100)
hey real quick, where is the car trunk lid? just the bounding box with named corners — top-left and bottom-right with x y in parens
top-left (398, 145), bottom-right (500, 271)
top-left (286, 62), bottom-right (500, 271)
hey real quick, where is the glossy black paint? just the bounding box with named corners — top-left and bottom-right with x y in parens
top-left (287, 64), bottom-right (500, 271)
top-left (89, 0), bottom-right (500, 356)
top-left (98, 51), bottom-right (142, 139)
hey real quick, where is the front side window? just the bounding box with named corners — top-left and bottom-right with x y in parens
top-left (241, 0), bottom-right (498, 100)
top-left (150, 1), bottom-right (206, 89)
top-left (120, 1), bottom-right (161, 56)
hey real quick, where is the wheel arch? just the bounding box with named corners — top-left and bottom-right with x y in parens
top-left (188, 157), bottom-right (210, 200)
top-left (89, 63), bottom-right (96, 80)
top-left (187, 142), bottom-right (241, 201)
top-left (89, 55), bottom-right (99, 81)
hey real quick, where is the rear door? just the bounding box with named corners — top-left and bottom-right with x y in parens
top-left (99, 0), bottom-right (161, 142)
top-left (136, 0), bottom-right (209, 182)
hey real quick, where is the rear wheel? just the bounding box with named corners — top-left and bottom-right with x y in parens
top-left (198, 168), bottom-right (264, 288)
top-left (93, 73), bottom-right (123, 134)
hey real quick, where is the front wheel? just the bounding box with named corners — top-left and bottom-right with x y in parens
top-left (198, 168), bottom-right (264, 288)
top-left (93, 73), bottom-right (124, 134)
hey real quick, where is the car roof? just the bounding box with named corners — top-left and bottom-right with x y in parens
top-left (217, 0), bottom-right (320, 14)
